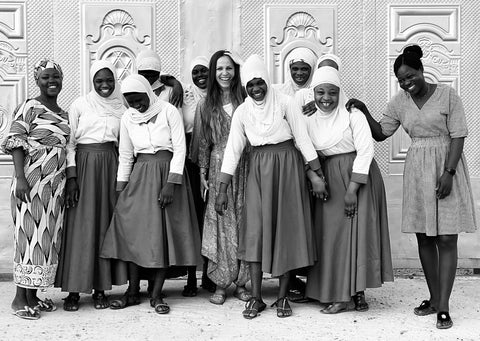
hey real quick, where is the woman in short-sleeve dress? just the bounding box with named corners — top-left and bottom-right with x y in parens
top-left (349, 44), bottom-right (476, 329)
top-left (2, 59), bottom-right (69, 319)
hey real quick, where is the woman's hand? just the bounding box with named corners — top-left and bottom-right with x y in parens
top-left (215, 192), bottom-right (228, 215)
top-left (344, 182), bottom-right (360, 218)
top-left (302, 100), bottom-right (317, 117)
top-left (346, 98), bottom-right (367, 114)
top-left (436, 172), bottom-right (453, 199)
top-left (66, 178), bottom-right (79, 208)
top-left (200, 172), bottom-right (209, 201)
top-left (158, 183), bottom-right (175, 208)
top-left (169, 79), bottom-right (184, 108)
top-left (309, 174), bottom-right (329, 201)
top-left (15, 176), bottom-right (31, 203)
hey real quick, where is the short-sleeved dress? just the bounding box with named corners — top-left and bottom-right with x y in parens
top-left (381, 84), bottom-right (477, 236)
top-left (1, 99), bottom-right (70, 288)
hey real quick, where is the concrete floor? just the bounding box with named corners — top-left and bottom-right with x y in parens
top-left (1, 275), bottom-right (480, 341)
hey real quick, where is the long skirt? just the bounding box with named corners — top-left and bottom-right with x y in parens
top-left (306, 153), bottom-right (393, 303)
top-left (100, 151), bottom-right (201, 269)
top-left (402, 136), bottom-right (476, 235)
top-left (238, 140), bottom-right (316, 277)
top-left (55, 143), bottom-right (127, 293)
top-left (11, 145), bottom-right (66, 288)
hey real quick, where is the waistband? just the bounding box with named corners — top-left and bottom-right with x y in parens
top-left (410, 135), bottom-right (451, 147)
top-left (136, 150), bottom-right (173, 162)
top-left (252, 139), bottom-right (294, 152)
top-left (77, 142), bottom-right (116, 152)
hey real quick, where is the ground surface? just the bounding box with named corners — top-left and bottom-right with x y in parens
top-left (1, 275), bottom-right (479, 341)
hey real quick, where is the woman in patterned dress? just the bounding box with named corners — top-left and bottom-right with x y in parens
top-left (192, 50), bottom-right (251, 305)
top-left (348, 44), bottom-right (477, 329)
top-left (1, 59), bottom-right (70, 319)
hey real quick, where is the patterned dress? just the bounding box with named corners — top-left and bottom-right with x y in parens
top-left (1, 99), bottom-right (70, 288)
top-left (195, 100), bottom-right (250, 288)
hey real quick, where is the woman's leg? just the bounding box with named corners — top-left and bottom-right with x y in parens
top-left (274, 272), bottom-right (292, 317)
top-left (243, 262), bottom-right (266, 319)
top-left (128, 262), bottom-right (141, 294)
top-left (415, 233), bottom-right (440, 308)
top-left (436, 234), bottom-right (458, 312)
top-left (278, 271), bottom-right (290, 299)
top-left (151, 268), bottom-right (170, 314)
top-left (11, 286), bottom-right (28, 310)
top-left (92, 289), bottom-right (109, 309)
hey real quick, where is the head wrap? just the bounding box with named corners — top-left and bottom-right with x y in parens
top-left (315, 53), bottom-right (342, 71)
top-left (86, 60), bottom-right (126, 118)
top-left (136, 49), bottom-right (163, 91)
top-left (121, 74), bottom-right (164, 124)
top-left (34, 58), bottom-right (63, 81)
top-left (279, 47), bottom-right (317, 96)
top-left (241, 54), bottom-right (282, 136)
top-left (307, 66), bottom-right (350, 150)
top-left (189, 56), bottom-right (209, 74)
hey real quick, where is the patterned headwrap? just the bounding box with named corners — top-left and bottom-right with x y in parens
top-left (34, 59), bottom-right (63, 81)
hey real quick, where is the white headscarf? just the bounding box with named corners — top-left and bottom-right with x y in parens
top-left (241, 54), bottom-right (282, 136)
top-left (315, 53), bottom-right (342, 71)
top-left (307, 66), bottom-right (350, 150)
top-left (279, 47), bottom-right (317, 96)
top-left (136, 49), bottom-right (163, 91)
top-left (184, 56), bottom-right (209, 106)
top-left (121, 74), bottom-right (164, 124)
top-left (86, 60), bottom-right (126, 118)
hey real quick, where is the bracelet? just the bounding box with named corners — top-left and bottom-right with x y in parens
top-left (444, 167), bottom-right (456, 176)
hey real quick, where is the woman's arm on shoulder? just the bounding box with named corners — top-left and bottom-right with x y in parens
top-left (346, 98), bottom-right (388, 142)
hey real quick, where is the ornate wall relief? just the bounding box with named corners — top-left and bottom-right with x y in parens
top-left (388, 5), bottom-right (460, 173)
top-left (81, 1), bottom-right (154, 94)
top-left (265, 5), bottom-right (336, 84)
top-left (0, 1), bottom-right (27, 164)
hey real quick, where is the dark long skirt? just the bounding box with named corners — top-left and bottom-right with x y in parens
top-left (55, 143), bottom-right (127, 293)
top-left (238, 140), bottom-right (315, 277)
top-left (306, 153), bottom-right (394, 303)
top-left (100, 151), bottom-right (201, 269)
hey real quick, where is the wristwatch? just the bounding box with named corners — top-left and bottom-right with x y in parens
top-left (444, 168), bottom-right (456, 176)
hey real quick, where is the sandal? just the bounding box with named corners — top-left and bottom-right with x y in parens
top-left (110, 290), bottom-right (140, 310)
top-left (413, 300), bottom-right (436, 316)
top-left (63, 294), bottom-right (80, 312)
top-left (209, 292), bottom-right (226, 305)
top-left (92, 292), bottom-right (110, 309)
top-left (13, 306), bottom-right (41, 320)
top-left (35, 298), bottom-right (57, 312)
top-left (233, 288), bottom-right (252, 302)
top-left (436, 311), bottom-right (453, 329)
top-left (271, 297), bottom-right (292, 318)
top-left (182, 284), bottom-right (198, 297)
top-left (353, 292), bottom-right (369, 312)
top-left (242, 297), bottom-right (266, 319)
top-left (321, 301), bottom-right (355, 314)
top-left (150, 297), bottom-right (170, 314)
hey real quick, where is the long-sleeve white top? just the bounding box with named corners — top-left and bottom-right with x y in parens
top-left (117, 101), bottom-right (186, 184)
top-left (66, 97), bottom-right (122, 169)
top-left (220, 93), bottom-right (320, 178)
top-left (305, 107), bottom-right (374, 183)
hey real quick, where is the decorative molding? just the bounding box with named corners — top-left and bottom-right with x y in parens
top-left (388, 5), bottom-right (461, 167)
top-left (0, 2), bottom-right (25, 39)
top-left (265, 4), bottom-right (336, 84)
top-left (80, 2), bottom-right (155, 94)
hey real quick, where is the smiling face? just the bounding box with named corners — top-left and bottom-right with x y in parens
top-left (124, 92), bottom-right (150, 113)
top-left (396, 64), bottom-right (426, 97)
top-left (290, 61), bottom-right (312, 86)
top-left (246, 78), bottom-right (268, 102)
top-left (36, 68), bottom-right (62, 97)
top-left (215, 56), bottom-right (235, 89)
top-left (314, 83), bottom-right (339, 113)
top-left (93, 68), bottom-right (115, 98)
top-left (192, 65), bottom-right (208, 89)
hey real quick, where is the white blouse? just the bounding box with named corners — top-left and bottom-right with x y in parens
top-left (305, 107), bottom-right (374, 183)
top-left (220, 94), bottom-right (319, 177)
top-left (117, 101), bottom-right (186, 184)
top-left (66, 97), bottom-right (122, 169)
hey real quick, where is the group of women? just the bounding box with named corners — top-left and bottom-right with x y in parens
top-left (3, 44), bottom-right (476, 330)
